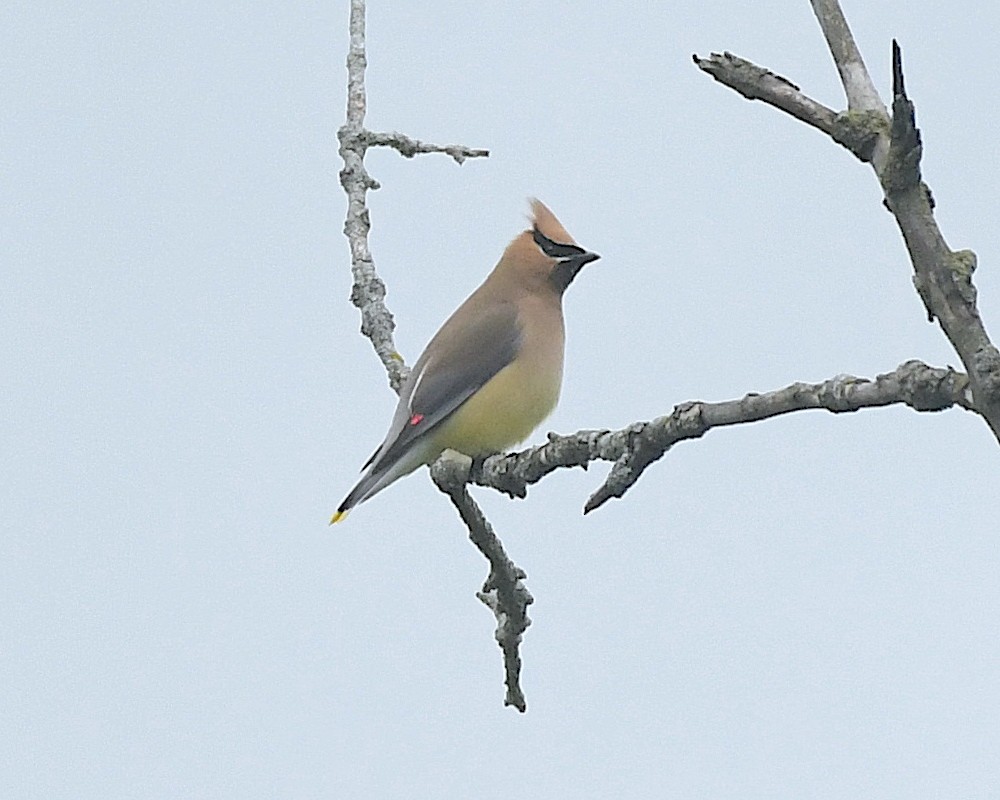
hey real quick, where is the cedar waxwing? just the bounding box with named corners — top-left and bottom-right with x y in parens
top-left (331, 199), bottom-right (599, 523)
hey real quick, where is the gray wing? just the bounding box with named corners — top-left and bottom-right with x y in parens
top-left (363, 300), bottom-right (522, 471)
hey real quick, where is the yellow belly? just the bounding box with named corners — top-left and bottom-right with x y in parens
top-left (432, 358), bottom-right (561, 455)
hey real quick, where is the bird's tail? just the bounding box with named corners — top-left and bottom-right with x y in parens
top-left (329, 444), bottom-right (429, 524)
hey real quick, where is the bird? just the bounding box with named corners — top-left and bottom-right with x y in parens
top-left (331, 199), bottom-right (599, 523)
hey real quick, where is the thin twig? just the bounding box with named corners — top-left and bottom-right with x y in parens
top-left (366, 131), bottom-right (489, 164)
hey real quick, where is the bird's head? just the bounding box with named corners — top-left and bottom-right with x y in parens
top-left (498, 199), bottom-right (600, 295)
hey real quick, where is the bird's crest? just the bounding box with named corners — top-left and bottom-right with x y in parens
top-left (529, 198), bottom-right (577, 246)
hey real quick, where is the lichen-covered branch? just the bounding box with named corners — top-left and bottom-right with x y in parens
top-left (694, 1), bottom-right (1000, 445)
top-left (437, 361), bottom-right (972, 513)
top-left (430, 452), bottom-right (533, 713)
top-left (337, 0), bottom-right (487, 393)
top-left (879, 43), bottom-right (1000, 441)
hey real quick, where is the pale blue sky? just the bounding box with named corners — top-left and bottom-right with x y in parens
top-left (3, 1), bottom-right (999, 797)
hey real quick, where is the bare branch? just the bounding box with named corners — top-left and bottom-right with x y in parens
top-left (338, 0), bottom-right (407, 392)
top-left (337, 0), bottom-right (487, 393)
top-left (436, 361), bottom-right (972, 513)
top-left (430, 452), bottom-right (533, 713)
top-left (583, 360), bottom-right (972, 513)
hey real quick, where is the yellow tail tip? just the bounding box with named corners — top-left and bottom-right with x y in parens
top-left (329, 509), bottom-right (349, 525)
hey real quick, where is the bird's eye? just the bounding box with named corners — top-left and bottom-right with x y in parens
top-left (532, 227), bottom-right (586, 259)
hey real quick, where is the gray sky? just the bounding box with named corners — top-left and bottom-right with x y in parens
top-left (4, 1), bottom-right (999, 797)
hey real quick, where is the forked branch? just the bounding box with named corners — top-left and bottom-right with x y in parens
top-left (694, 4), bottom-right (1000, 443)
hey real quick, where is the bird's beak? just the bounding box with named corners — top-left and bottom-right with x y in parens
top-left (551, 249), bottom-right (600, 292)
